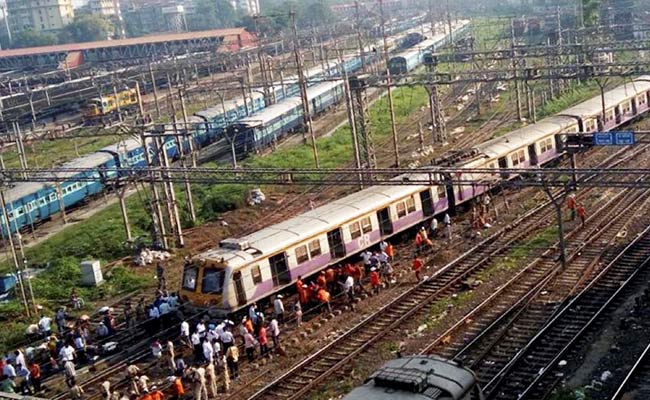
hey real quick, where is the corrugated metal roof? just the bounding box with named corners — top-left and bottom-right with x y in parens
top-left (0, 28), bottom-right (251, 58)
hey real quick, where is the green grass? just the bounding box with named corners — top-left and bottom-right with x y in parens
top-left (476, 226), bottom-right (557, 281)
top-left (537, 81), bottom-right (602, 119)
top-left (2, 134), bottom-right (123, 169)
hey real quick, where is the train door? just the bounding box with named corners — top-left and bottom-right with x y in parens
top-left (233, 271), bottom-right (247, 306)
top-left (327, 229), bottom-right (346, 259)
top-left (498, 157), bottom-right (509, 179)
top-left (615, 105), bottom-right (621, 124)
top-left (269, 253), bottom-right (291, 286)
top-left (419, 190), bottom-right (434, 217)
top-left (527, 144), bottom-right (538, 166)
top-left (377, 208), bottom-right (393, 236)
top-left (443, 173), bottom-right (457, 213)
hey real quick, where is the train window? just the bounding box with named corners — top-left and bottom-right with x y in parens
top-left (511, 149), bottom-right (525, 166)
top-left (437, 186), bottom-right (446, 198)
top-left (38, 198), bottom-right (46, 206)
top-left (201, 268), bottom-right (225, 294)
top-left (406, 197), bottom-right (416, 213)
top-left (251, 265), bottom-right (262, 284)
top-left (308, 239), bottom-right (321, 258)
top-left (361, 217), bottom-right (372, 233)
top-left (15, 208), bottom-right (23, 216)
top-left (349, 222), bottom-right (362, 239)
top-left (396, 202), bottom-right (407, 218)
top-left (295, 245), bottom-right (309, 264)
top-left (539, 138), bottom-right (553, 153)
top-left (637, 95), bottom-right (646, 106)
top-left (182, 266), bottom-right (198, 291)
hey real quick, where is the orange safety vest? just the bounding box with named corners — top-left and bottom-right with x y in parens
top-left (317, 275), bottom-right (327, 288)
top-left (386, 244), bottom-right (394, 257)
top-left (415, 232), bottom-right (423, 245)
top-left (577, 206), bottom-right (586, 218)
top-left (173, 378), bottom-right (185, 395)
top-left (567, 196), bottom-right (576, 209)
top-left (318, 289), bottom-right (330, 303)
top-left (244, 319), bottom-right (254, 333)
top-left (412, 258), bottom-right (423, 271)
top-left (325, 268), bottom-right (335, 282)
top-left (151, 391), bottom-right (164, 400)
top-left (370, 271), bottom-right (381, 286)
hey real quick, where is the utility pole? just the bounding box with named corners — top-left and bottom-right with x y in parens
top-left (379, 0), bottom-right (400, 167)
top-left (175, 90), bottom-right (197, 223)
top-left (510, 20), bottom-right (523, 121)
top-left (338, 48), bottom-right (363, 189)
top-left (148, 62), bottom-right (162, 118)
top-left (0, 191), bottom-right (30, 317)
top-left (350, 75), bottom-right (376, 172)
top-left (446, 0), bottom-right (453, 46)
top-left (156, 134), bottom-right (184, 247)
top-left (354, 0), bottom-right (367, 73)
top-left (140, 131), bottom-right (168, 250)
top-left (291, 10), bottom-right (320, 168)
top-left (12, 122), bottom-right (28, 179)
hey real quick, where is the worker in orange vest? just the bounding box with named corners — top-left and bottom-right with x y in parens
top-left (317, 288), bottom-right (332, 314)
top-left (325, 267), bottom-right (336, 292)
top-left (297, 284), bottom-right (308, 305)
top-left (317, 271), bottom-right (327, 288)
top-left (567, 194), bottom-right (577, 221)
top-left (150, 386), bottom-right (164, 400)
top-left (577, 204), bottom-right (586, 228)
top-left (385, 242), bottom-right (395, 261)
top-left (171, 375), bottom-right (185, 400)
top-left (370, 267), bottom-right (381, 295)
top-left (412, 256), bottom-right (424, 283)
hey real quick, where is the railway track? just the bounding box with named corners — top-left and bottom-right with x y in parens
top-left (242, 141), bottom-right (646, 400)
top-left (610, 340), bottom-right (650, 400)
top-left (482, 215), bottom-right (650, 400)
top-left (419, 171), bottom-right (650, 384)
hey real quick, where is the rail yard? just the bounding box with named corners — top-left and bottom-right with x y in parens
top-left (1, 0), bottom-right (650, 400)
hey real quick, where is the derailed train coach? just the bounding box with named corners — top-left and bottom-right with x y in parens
top-left (178, 76), bottom-right (650, 316)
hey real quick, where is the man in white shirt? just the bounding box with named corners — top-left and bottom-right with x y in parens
top-left (360, 250), bottom-right (373, 270)
top-left (202, 339), bottom-right (214, 364)
top-left (2, 361), bottom-right (16, 378)
top-left (191, 331), bottom-right (203, 363)
top-left (38, 315), bottom-right (52, 337)
top-left (268, 318), bottom-right (281, 349)
top-left (379, 240), bottom-right (388, 252)
top-left (59, 344), bottom-right (76, 363)
top-left (196, 321), bottom-right (206, 338)
top-left (342, 275), bottom-right (354, 302)
top-left (220, 329), bottom-right (234, 352)
top-left (273, 296), bottom-right (285, 323)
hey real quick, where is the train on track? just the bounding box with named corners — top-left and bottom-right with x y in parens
top-left (0, 21), bottom-right (467, 237)
top-left (342, 355), bottom-right (484, 400)
top-left (177, 76), bottom-right (650, 315)
top-left (82, 87), bottom-right (139, 121)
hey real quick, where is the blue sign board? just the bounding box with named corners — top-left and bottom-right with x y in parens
top-left (593, 131), bottom-right (635, 146)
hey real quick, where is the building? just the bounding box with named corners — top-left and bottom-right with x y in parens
top-left (88, 0), bottom-right (121, 16)
top-left (6, 0), bottom-right (75, 33)
top-left (229, 0), bottom-right (259, 16)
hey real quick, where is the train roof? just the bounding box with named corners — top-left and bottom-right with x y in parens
top-left (342, 355), bottom-right (478, 400)
top-left (471, 116), bottom-right (576, 160)
top-left (237, 80), bottom-right (343, 127)
top-left (3, 182), bottom-right (48, 203)
top-left (54, 151), bottom-right (114, 179)
top-left (560, 79), bottom-right (650, 118)
top-left (389, 20), bottom-right (470, 62)
top-left (195, 91), bottom-right (265, 121)
top-left (200, 173), bottom-right (430, 268)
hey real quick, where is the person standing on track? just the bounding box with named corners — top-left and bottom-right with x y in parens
top-left (577, 204), bottom-right (586, 228)
top-left (273, 295), bottom-right (285, 324)
top-left (444, 213), bottom-right (452, 241)
top-left (156, 263), bottom-right (166, 291)
top-left (370, 267), bottom-right (381, 295)
top-left (225, 342), bottom-right (239, 379)
top-left (205, 360), bottom-right (218, 397)
top-left (567, 193), bottom-right (577, 221)
top-left (190, 366), bottom-right (208, 400)
top-left (412, 256), bottom-right (424, 283)
top-left (430, 218), bottom-right (439, 238)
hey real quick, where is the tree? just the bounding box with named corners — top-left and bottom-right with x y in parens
top-left (298, 0), bottom-right (334, 28)
top-left (190, 0), bottom-right (238, 31)
top-left (58, 15), bottom-right (115, 44)
top-left (11, 29), bottom-right (58, 48)
top-left (582, 0), bottom-right (601, 27)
